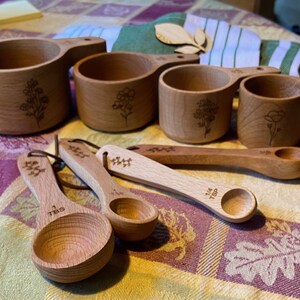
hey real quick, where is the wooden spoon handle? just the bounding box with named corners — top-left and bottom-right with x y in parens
top-left (59, 139), bottom-right (158, 241)
top-left (130, 145), bottom-right (300, 180)
top-left (17, 153), bottom-right (79, 230)
top-left (97, 145), bottom-right (257, 223)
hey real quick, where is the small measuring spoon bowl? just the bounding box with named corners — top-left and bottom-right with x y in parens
top-left (130, 145), bottom-right (300, 180)
top-left (17, 153), bottom-right (114, 283)
top-left (59, 139), bottom-right (158, 241)
top-left (96, 145), bottom-right (257, 223)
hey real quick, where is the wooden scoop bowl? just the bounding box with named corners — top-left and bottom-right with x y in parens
top-left (17, 153), bottom-right (114, 283)
top-left (130, 145), bottom-right (300, 180)
top-left (96, 145), bottom-right (257, 223)
top-left (59, 139), bottom-right (158, 241)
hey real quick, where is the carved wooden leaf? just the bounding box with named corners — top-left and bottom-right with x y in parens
top-left (194, 28), bottom-right (206, 47)
top-left (203, 34), bottom-right (213, 52)
top-left (175, 45), bottom-right (200, 54)
top-left (155, 23), bottom-right (197, 46)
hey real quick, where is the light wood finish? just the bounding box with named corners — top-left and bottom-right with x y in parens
top-left (159, 65), bottom-right (280, 144)
top-left (59, 139), bottom-right (158, 241)
top-left (73, 52), bottom-right (199, 132)
top-left (131, 144), bottom-right (300, 180)
top-left (96, 145), bottom-right (257, 223)
top-left (0, 37), bottom-right (106, 135)
top-left (17, 153), bottom-right (114, 283)
top-left (238, 74), bottom-right (300, 148)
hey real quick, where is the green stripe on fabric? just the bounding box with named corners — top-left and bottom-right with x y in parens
top-left (233, 28), bottom-right (242, 67)
top-left (280, 42), bottom-right (300, 74)
top-left (207, 20), bottom-right (220, 65)
top-left (220, 25), bottom-right (231, 67)
top-left (112, 12), bottom-right (186, 54)
top-left (260, 40), bottom-right (280, 66)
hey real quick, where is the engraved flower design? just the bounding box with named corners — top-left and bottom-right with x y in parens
top-left (112, 87), bottom-right (135, 126)
top-left (264, 110), bottom-right (286, 146)
top-left (194, 99), bottom-right (219, 138)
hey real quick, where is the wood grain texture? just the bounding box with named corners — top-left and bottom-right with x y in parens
top-left (131, 144), bottom-right (300, 180)
top-left (159, 65), bottom-right (280, 144)
top-left (0, 37), bottom-right (106, 135)
top-left (17, 153), bottom-right (114, 283)
top-left (59, 139), bottom-right (158, 241)
top-left (238, 74), bottom-right (300, 148)
top-left (73, 52), bottom-right (199, 132)
top-left (96, 145), bottom-right (257, 223)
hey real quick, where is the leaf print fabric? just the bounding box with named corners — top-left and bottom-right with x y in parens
top-left (225, 220), bottom-right (300, 286)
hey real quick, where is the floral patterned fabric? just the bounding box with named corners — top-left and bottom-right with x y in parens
top-left (0, 1), bottom-right (300, 299)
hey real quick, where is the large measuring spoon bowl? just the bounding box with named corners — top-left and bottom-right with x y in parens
top-left (96, 145), bottom-right (257, 223)
top-left (17, 153), bottom-right (114, 283)
top-left (59, 139), bottom-right (158, 241)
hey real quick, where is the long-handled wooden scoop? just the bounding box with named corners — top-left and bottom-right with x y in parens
top-left (96, 145), bottom-right (257, 223)
top-left (59, 139), bottom-right (158, 241)
top-left (129, 145), bottom-right (300, 180)
top-left (17, 153), bottom-right (114, 283)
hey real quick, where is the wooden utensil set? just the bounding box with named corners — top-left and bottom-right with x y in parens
top-left (9, 36), bottom-right (299, 283)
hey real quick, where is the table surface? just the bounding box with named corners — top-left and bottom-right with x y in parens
top-left (1, 1), bottom-right (300, 299)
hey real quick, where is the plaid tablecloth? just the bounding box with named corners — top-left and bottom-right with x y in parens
top-left (1, 1), bottom-right (300, 299)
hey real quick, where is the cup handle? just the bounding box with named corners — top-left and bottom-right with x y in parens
top-left (228, 66), bottom-right (280, 85)
top-left (149, 53), bottom-right (199, 72)
top-left (55, 37), bottom-right (106, 67)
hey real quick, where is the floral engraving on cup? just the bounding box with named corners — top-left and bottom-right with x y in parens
top-left (22, 160), bottom-right (45, 177)
top-left (112, 87), bottom-right (135, 126)
top-left (20, 79), bottom-right (49, 127)
top-left (264, 110), bottom-right (286, 146)
top-left (193, 99), bottom-right (219, 138)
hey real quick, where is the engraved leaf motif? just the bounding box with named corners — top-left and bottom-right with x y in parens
top-left (155, 23), bottom-right (197, 46)
top-left (225, 221), bottom-right (300, 286)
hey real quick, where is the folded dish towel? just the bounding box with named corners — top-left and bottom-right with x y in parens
top-left (54, 12), bottom-right (300, 76)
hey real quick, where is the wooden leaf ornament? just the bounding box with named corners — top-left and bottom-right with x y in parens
top-left (194, 28), bottom-right (206, 49)
top-left (155, 23), bottom-right (197, 46)
top-left (175, 45), bottom-right (200, 54)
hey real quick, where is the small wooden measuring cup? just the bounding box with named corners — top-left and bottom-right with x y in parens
top-left (73, 52), bottom-right (199, 132)
top-left (17, 153), bottom-right (114, 283)
top-left (159, 65), bottom-right (280, 143)
top-left (0, 37), bottom-right (106, 135)
top-left (238, 74), bottom-right (300, 148)
top-left (96, 145), bottom-right (257, 223)
top-left (59, 139), bottom-right (158, 241)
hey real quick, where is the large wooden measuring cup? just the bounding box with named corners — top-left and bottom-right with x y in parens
top-left (0, 37), bottom-right (106, 135)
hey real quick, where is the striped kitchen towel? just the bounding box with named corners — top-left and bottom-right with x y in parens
top-left (54, 12), bottom-right (300, 76)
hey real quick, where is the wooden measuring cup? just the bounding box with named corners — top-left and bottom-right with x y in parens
top-left (159, 65), bottom-right (280, 143)
top-left (17, 153), bottom-right (114, 283)
top-left (238, 74), bottom-right (300, 148)
top-left (96, 145), bottom-right (257, 223)
top-left (0, 37), bottom-right (106, 135)
top-left (59, 139), bottom-right (158, 241)
top-left (73, 52), bottom-right (199, 132)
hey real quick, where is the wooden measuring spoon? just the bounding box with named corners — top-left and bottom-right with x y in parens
top-left (129, 145), bottom-right (300, 180)
top-left (17, 153), bottom-right (114, 283)
top-left (59, 139), bottom-right (158, 241)
top-left (96, 145), bottom-right (257, 223)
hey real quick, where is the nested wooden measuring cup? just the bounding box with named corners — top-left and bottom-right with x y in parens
top-left (159, 64), bottom-right (280, 144)
top-left (73, 52), bottom-right (199, 132)
top-left (0, 37), bottom-right (106, 135)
